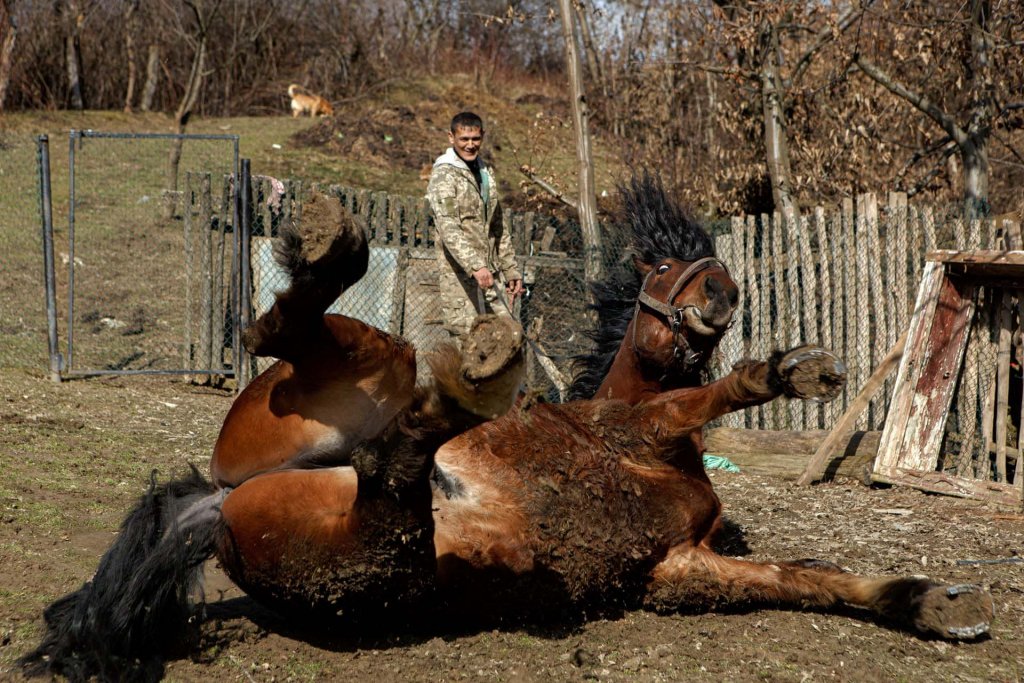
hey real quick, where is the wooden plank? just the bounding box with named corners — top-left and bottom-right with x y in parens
top-left (840, 201), bottom-right (855, 416)
top-left (371, 190), bottom-right (389, 244)
top-left (874, 261), bottom-right (947, 472)
top-left (890, 192), bottom-right (909, 351)
top-left (875, 271), bottom-right (977, 474)
top-left (745, 215), bottom-right (761, 428)
top-left (183, 173), bottom-right (195, 379)
top-left (865, 193), bottom-right (885, 428)
top-left (198, 173), bottom-right (213, 378)
top-left (871, 467), bottom-right (1021, 508)
top-left (705, 427), bottom-right (880, 481)
top-left (388, 195), bottom-right (403, 244)
top-left (854, 195), bottom-right (871, 428)
top-left (390, 248), bottom-right (409, 337)
top-left (994, 288), bottom-right (1012, 482)
top-left (769, 212), bottom-right (786, 430)
top-left (798, 211), bottom-right (821, 427)
top-left (784, 210), bottom-right (805, 429)
top-left (798, 330), bottom-right (907, 485)
top-left (908, 205), bottom-right (922, 298)
top-left (922, 205), bottom-right (937, 254)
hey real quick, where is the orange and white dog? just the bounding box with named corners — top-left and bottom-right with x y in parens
top-left (287, 84), bottom-right (334, 118)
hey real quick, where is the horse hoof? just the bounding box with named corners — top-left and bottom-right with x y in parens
top-left (779, 346), bottom-right (847, 402)
top-left (463, 315), bottom-right (525, 382)
top-left (292, 192), bottom-right (368, 271)
top-left (913, 583), bottom-right (994, 640)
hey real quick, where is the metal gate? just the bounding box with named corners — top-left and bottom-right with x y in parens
top-left (39, 131), bottom-right (241, 381)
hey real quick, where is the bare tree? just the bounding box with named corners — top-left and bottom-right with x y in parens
top-left (0, 0), bottom-right (16, 111)
top-left (852, 0), bottom-right (1006, 217)
top-left (123, 0), bottom-right (139, 112)
top-left (139, 43), bottom-right (160, 112)
top-left (167, 0), bottom-right (224, 212)
top-left (63, 0), bottom-right (88, 110)
top-left (559, 0), bottom-right (602, 285)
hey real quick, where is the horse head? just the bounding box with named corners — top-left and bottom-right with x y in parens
top-left (631, 253), bottom-right (738, 377)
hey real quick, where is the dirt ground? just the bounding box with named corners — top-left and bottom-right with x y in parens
top-left (1, 368), bottom-right (1022, 683)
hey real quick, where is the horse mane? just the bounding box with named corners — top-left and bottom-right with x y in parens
top-left (567, 172), bottom-right (716, 400)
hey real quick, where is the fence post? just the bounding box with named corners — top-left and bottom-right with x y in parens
top-left (198, 173), bottom-right (214, 381)
top-left (237, 158), bottom-right (254, 390)
top-left (37, 135), bottom-right (62, 382)
top-left (183, 172), bottom-right (195, 379)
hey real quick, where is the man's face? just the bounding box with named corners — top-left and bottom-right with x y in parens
top-left (449, 125), bottom-right (484, 162)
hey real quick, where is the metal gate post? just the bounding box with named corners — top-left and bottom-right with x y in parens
top-left (37, 135), bottom-right (62, 381)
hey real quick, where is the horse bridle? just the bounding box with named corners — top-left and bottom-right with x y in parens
top-left (631, 256), bottom-right (730, 372)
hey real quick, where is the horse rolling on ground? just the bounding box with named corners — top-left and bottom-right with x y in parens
top-left (22, 183), bottom-right (994, 682)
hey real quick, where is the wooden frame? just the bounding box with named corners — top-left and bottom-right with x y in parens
top-left (872, 250), bottom-right (1024, 508)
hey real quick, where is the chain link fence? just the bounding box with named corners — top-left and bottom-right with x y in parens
top-left (0, 131), bottom-right (239, 380)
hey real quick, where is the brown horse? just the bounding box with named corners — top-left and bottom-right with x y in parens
top-left (22, 183), bottom-right (994, 683)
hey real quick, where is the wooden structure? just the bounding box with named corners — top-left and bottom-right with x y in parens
top-left (872, 249), bottom-right (1024, 508)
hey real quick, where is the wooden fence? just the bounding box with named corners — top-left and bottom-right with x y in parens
top-left (713, 193), bottom-right (1022, 433)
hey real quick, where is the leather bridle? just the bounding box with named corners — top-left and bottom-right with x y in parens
top-left (631, 256), bottom-right (730, 372)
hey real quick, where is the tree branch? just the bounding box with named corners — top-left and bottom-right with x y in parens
top-left (519, 166), bottom-right (577, 210)
top-left (854, 53), bottom-right (969, 147)
top-left (789, 3), bottom-right (872, 92)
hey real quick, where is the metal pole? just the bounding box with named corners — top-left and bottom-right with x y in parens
top-left (230, 143), bottom-right (241, 387)
top-left (237, 158), bottom-right (253, 390)
top-left (37, 135), bottom-right (61, 382)
top-left (67, 130), bottom-right (77, 372)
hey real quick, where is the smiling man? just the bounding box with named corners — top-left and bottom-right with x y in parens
top-left (426, 112), bottom-right (524, 346)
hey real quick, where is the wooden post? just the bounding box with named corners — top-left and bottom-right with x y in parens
top-left (854, 195), bottom-right (870, 428)
top-left (769, 212), bottom-right (786, 429)
top-left (784, 210), bottom-right (805, 429)
top-left (213, 174), bottom-right (229, 371)
top-left (796, 330), bottom-right (907, 485)
top-left (797, 211), bottom-right (819, 427)
top-left (745, 215), bottom-right (761, 428)
top-left (864, 194), bottom-right (885, 428)
top-left (371, 190), bottom-right (389, 244)
top-left (390, 248), bottom-right (409, 337)
top-left (198, 173), bottom-right (213, 382)
top-left (183, 172), bottom-right (195, 379)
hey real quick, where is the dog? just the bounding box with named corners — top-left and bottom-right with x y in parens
top-left (287, 84), bottom-right (334, 118)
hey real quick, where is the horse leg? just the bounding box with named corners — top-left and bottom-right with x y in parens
top-left (647, 545), bottom-right (994, 640)
top-left (212, 194), bottom-right (420, 487)
top-left (218, 315), bottom-right (526, 614)
top-left (242, 191), bottom-right (368, 362)
top-left (643, 345), bottom-right (848, 436)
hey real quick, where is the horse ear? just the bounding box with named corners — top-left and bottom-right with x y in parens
top-left (632, 254), bottom-right (652, 275)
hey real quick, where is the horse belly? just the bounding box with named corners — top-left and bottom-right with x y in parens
top-left (218, 466), bottom-right (435, 616)
top-left (211, 361), bottom-right (412, 487)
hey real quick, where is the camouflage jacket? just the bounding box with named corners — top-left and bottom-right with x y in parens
top-left (426, 148), bottom-right (521, 283)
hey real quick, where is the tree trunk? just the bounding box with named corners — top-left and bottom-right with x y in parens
top-left (964, 0), bottom-right (993, 218)
top-left (0, 0), bottom-right (16, 111)
top-left (123, 0), bottom-right (139, 112)
top-left (65, 0), bottom-right (85, 110)
top-left (758, 19), bottom-right (796, 215)
top-left (558, 0), bottom-right (603, 286)
top-left (167, 34), bottom-right (208, 217)
top-left (140, 44), bottom-right (160, 112)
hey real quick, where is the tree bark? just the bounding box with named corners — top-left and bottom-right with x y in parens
top-left (758, 19), bottom-right (796, 215)
top-left (64, 0), bottom-right (86, 110)
top-left (0, 0), bottom-right (16, 111)
top-left (140, 44), bottom-right (160, 112)
top-left (558, 0), bottom-right (603, 286)
top-left (123, 0), bottom-right (139, 112)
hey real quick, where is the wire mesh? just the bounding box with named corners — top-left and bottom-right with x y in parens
top-left (60, 132), bottom-right (239, 378)
top-left (0, 134), bottom-right (49, 373)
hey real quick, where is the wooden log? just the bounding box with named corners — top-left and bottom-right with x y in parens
top-left (704, 427), bottom-right (880, 482)
top-left (797, 330), bottom-right (907, 485)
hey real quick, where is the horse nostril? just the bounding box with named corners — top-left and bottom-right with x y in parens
top-left (703, 276), bottom-right (724, 299)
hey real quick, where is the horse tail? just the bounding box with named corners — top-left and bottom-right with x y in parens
top-left (242, 191), bottom-right (368, 359)
top-left (19, 466), bottom-right (227, 682)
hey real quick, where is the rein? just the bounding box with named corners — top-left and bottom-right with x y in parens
top-left (631, 256), bottom-right (729, 372)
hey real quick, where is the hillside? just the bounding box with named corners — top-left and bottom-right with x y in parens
top-left (0, 73), bottom-right (623, 218)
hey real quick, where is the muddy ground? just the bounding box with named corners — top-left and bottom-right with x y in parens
top-left (1, 368), bottom-right (1022, 682)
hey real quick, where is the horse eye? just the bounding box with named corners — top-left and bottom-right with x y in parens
top-left (657, 265), bottom-right (670, 275)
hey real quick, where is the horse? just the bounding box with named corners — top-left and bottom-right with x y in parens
top-left (21, 181), bottom-right (994, 682)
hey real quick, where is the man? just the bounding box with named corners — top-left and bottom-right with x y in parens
top-left (427, 112), bottom-right (524, 345)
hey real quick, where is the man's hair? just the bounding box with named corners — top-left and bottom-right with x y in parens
top-left (450, 111), bottom-right (484, 132)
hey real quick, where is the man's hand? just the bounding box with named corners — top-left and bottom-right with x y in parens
top-left (473, 267), bottom-right (495, 289)
top-left (506, 278), bottom-right (525, 302)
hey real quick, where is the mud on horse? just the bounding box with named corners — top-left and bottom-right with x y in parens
top-left (22, 185), bottom-right (994, 682)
